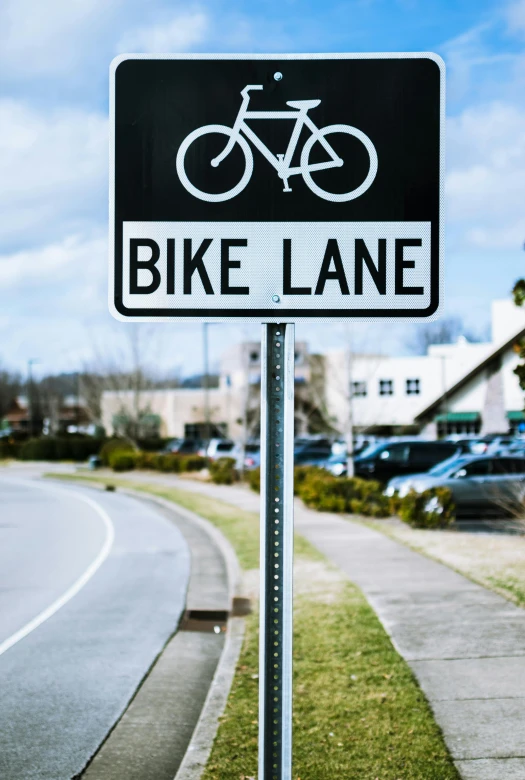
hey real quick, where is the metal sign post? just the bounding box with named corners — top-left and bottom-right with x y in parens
top-left (259, 323), bottom-right (295, 779)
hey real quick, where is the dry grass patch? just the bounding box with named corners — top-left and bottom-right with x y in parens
top-left (366, 516), bottom-right (525, 607)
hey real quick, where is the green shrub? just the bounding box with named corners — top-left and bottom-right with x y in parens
top-left (247, 467), bottom-right (261, 493)
top-left (99, 438), bottom-right (134, 466)
top-left (156, 454), bottom-right (183, 473)
top-left (134, 451), bottom-right (159, 469)
top-left (109, 452), bottom-right (137, 472)
top-left (209, 457), bottom-right (237, 485)
top-left (293, 466), bottom-right (327, 494)
top-left (178, 454), bottom-right (207, 472)
top-left (18, 437), bottom-right (103, 462)
top-left (19, 438), bottom-right (57, 460)
top-left (296, 470), bottom-right (389, 517)
top-left (398, 487), bottom-right (455, 529)
top-left (0, 440), bottom-right (22, 459)
top-left (115, 451), bottom-right (207, 473)
top-left (388, 492), bottom-right (403, 516)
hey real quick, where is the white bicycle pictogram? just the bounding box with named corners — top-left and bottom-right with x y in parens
top-left (176, 84), bottom-right (378, 203)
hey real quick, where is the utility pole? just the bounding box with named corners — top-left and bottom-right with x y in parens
top-left (441, 354), bottom-right (448, 438)
top-left (76, 371), bottom-right (81, 431)
top-left (203, 323), bottom-right (210, 440)
top-left (239, 343), bottom-right (251, 477)
top-left (27, 359), bottom-right (38, 438)
top-left (345, 326), bottom-right (355, 477)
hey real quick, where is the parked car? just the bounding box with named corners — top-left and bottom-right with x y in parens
top-left (498, 440), bottom-right (525, 457)
top-left (206, 438), bottom-right (234, 460)
top-left (294, 438), bottom-right (333, 467)
top-left (385, 454), bottom-right (525, 515)
top-left (162, 438), bottom-right (206, 455)
top-left (231, 442), bottom-right (260, 470)
top-left (353, 440), bottom-right (465, 483)
top-left (470, 434), bottom-right (517, 455)
top-left (324, 452), bottom-right (348, 476)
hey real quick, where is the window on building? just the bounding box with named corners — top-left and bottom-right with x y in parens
top-left (406, 378), bottom-right (420, 395)
top-left (379, 379), bottom-right (394, 396)
top-left (352, 381), bottom-right (367, 397)
top-left (249, 350), bottom-right (259, 363)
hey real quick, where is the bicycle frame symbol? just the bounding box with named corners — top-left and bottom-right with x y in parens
top-left (176, 84), bottom-right (378, 203)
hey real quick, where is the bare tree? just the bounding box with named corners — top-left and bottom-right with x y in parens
top-left (405, 316), bottom-right (485, 356)
top-left (0, 365), bottom-right (22, 420)
top-left (294, 354), bottom-right (339, 435)
top-left (82, 325), bottom-right (167, 443)
top-left (344, 326), bottom-right (355, 477)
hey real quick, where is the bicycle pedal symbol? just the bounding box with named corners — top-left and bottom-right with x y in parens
top-left (176, 84), bottom-right (378, 203)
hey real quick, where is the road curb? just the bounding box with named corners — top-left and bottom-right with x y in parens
top-left (174, 616), bottom-right (245, 780)
top-left (116, 487), bottom-right (247, 780)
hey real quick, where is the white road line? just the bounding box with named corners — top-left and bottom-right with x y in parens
top-left (0, 478), bottom-right (115, 658)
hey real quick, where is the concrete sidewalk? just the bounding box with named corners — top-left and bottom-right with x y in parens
top-left (38, 467), bottom-right (525, 779)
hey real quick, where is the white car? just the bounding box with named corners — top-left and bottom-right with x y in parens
top-left (206, 438), bottom-right (235, 460)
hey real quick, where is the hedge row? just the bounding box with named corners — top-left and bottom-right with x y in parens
top-left (109, 450), bottom-right (208, 474)
top-left (16, 437), bottom-right (103, 462)
top-left (0, 441), bottom-right (22, 459)
top-left (247, 466), bottom-right (455, 529)
top-left (0, 435), bottom-right (172, 463)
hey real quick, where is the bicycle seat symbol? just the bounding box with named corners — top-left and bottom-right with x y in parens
top-left (176, 84), bottom-right (378, 203)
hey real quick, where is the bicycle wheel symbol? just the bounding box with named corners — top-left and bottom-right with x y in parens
top-left (176, 125), bottom-right (254, 204)
top-left (301, 124), bottom-right (378, 202)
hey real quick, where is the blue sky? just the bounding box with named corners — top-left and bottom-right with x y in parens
top-left (1, 0), bottom-right (525, 377)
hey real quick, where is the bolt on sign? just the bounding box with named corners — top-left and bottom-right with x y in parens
top-left (109, 53), bottom-right (444, 780)
top-left (109, 53), bottom-right (444, 322)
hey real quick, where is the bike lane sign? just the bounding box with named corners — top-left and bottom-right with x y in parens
top-left (109, 53), bottom-right (444, 322)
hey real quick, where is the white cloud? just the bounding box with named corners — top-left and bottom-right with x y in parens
top-left (508, 0), bottom-right (525, 35)
top-left (118, 11), bottom-right (209, 53)
top-left (0, 0), bottom-right (119, 77)
top-left (0, 233), bottom-right (106, 291)
top-left (465, 223), bottom-right (525, 249)
top-left (441, 22), bottom-right (519, 104)
top-left (446, 101), bottom-right (525, 250)
top-left (0, 99), bottom-right (107, 246)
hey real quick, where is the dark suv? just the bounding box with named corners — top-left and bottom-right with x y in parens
top-left (294, 438), bottom-right (333, 467)
top-left (354, 440), bottom-right (463, 482)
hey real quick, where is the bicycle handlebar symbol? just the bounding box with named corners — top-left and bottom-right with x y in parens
top-left (176, 84), bottom-right (378, 203)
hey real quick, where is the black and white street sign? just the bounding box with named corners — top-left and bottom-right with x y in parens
top-left (110, 53), bottom-right (444, 321)
top-left (109, 52), bottom-right (445, 780)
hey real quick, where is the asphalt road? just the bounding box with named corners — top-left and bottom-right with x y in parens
top-left (0, 477), bottom-right (190, 780)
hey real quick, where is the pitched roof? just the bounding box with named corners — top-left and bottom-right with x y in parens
top-left (414, 326), bottom-right (525, 422)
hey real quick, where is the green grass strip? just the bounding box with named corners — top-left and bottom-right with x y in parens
top-left (47, 473), bottom-right (459, 779)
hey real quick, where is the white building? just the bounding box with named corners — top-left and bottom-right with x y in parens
top-left (101, 340), bottom-right (310, 440)
top-left (101, 300), bottom-right (525, 440)
top-left (324, 300), bottom-right (525, 437)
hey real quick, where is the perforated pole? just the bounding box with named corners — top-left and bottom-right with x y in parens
top-left (259, 323), bottom-right (294, 780)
